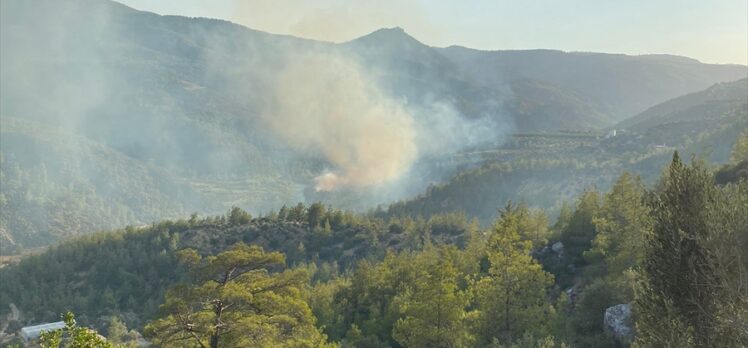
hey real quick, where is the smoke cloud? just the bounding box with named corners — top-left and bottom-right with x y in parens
top-left (262, 52), bottom-right (418, 191)
top-left (1, 0), bottom-right (512, 221)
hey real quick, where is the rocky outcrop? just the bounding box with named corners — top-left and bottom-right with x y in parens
top-left (604, 303), bottom-right (633, 346)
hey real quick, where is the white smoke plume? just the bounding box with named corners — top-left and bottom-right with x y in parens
top-left (262, 52), bottom-right (418, 191)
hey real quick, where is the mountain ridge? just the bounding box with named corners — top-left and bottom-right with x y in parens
top-left (617, 78), bottom-right (748, 129)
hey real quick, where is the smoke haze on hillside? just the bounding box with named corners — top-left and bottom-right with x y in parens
top-left (1, 0), bottom-right (745, 253)
top-left (1, 0), bottom-right (508, 202)
top-left (256, 50), bottom-right (509, 192)
top-left (263, 52), bottom-right (418, 191)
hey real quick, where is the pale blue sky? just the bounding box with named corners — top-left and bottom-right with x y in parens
top-left (118, 0), bottom-right (747, 65)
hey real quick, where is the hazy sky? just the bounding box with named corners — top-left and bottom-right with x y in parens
top-left (118, 0), bottom-right (747, 65)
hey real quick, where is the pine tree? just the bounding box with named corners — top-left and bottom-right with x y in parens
top-left (588, 172), bottom-right (651, 298)
top-left (560, 190), bottom-right (601, 266)
top-left (307, 202), bottom-right (326, 228)
top-left (144, 243), bottom-right (333, 348)
top-left (700, 170), bottom-right (748, 345)
top-left (227, 207), bottom-right (251, 226)
top-left (105, 316), bottom-right (129, 344)
top-left (474, 203), bottom-right (554, 345)
top-left (635, 153), bottom-right (718, 347)
top-left (392, 247), bottom-right (473, 348)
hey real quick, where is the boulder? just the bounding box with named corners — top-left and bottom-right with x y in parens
top-left (604, 303), bottom-right (633, 346)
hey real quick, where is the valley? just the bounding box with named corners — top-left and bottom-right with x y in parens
top-left (0, 0), bottom-right (746, 347)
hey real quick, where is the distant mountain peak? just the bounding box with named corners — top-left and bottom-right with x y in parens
top-left (368, 26), bottom-right (407, 36)
top-left (349, 26), bottom-right (423, 47)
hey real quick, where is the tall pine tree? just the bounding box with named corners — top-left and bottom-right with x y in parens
top-left (145, 243), bottom-right (333, 348)
top-left (392, 246), bottom-right (473, 348)
top-left (474, 203), bottom-right (554, 345)
top-left (635, 153), bottom-right (717, 347)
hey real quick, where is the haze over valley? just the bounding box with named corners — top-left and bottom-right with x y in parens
top-left (0, 1), bottom-right (746, 347)
top-left (2, 0), bottom-right (746, 253)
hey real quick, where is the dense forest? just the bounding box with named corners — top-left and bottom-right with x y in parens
top-left (1, 133), bottom-right (746, 347)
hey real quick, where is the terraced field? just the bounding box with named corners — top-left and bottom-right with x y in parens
top-left (186, 176), bottom-right (303, 213)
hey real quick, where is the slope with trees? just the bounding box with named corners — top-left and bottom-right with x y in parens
top-left (1, 148), bottom-right (746, 347)
top-left (2, 0), bottom-right (746, 254)
top-left (386, 79), bottom-right (747, 223)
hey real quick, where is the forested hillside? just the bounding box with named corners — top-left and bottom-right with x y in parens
top-left (1, 144), bottom-right (746, 347)
top-left (0, 205), bottom-right (478, 329)
top-left (0, 117), bottom-right (209, 253)
top-left (618, 78), bottom-right (748, 129)
top-left (386, 80), bottom-right (748, 222)
top-left (1, 0), bottom-right (746, 254)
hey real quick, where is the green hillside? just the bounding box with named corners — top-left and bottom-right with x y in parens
top-left (1, 154), bottom-right (745, 347)
top-left (617, 78), bottom-right (748, 129)
top-left (0, 205), bottom-right (475, 329)
top-left (0, 117), bottom-right (200, 253)
top-left (1, 0), bottom-right (746, 254)
top-left (386, 80), bottom-right (748, 222)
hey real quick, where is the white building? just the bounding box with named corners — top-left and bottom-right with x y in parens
top-left (20, 321), bottom-right (65, 341)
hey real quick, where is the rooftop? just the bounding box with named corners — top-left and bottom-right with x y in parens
top-left (21, 321), bottom-right (65, 340)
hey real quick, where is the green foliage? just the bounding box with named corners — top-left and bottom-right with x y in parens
top-left (566, 280), bottom-right (621, 348)
top-left (307, 203), bottom-right (327, 228)
top-left (474, 203), bottom-right (555, 345)
top-left (635, 153), bottom-right (716, 347)
top-left (335, 252), bottom-right (419, 346)
top-left (559, 190), bottom-right (600, 267)
top-left (587, 172), bottom-right (651, 297)
top-left (729, 129), bottom-right (748, 164)
top-left (4, 145), bottom-right (748, 347)
top-left (0, 118), bottom-right (207, 255)
top-left (308, 277), bottom-right (349, 340)
top-left (385, 159), bottom-right (608, 224)
top-left (392, 247), bottom-right (474, 348)
top-left (716, 128), bottom-right (748, 184)
top-left (705, 179), bottom-right (748, 344)
top-left (590, 173), bottom-right (648, 271)
top-left (539, 173), bottom-right (647, 347)
top-left (145, 243), bottom-right (333, 347)
top-left (635, 153), bottom-right (748, 347)
top-left (0, 222), bottom-right (187, 328)
top-left (104, 316), bottom-right (139, 347)
top-left (0, 208), bottom-right (477, 330)
top-left (227, 207), bottom-right (251, 226)
top-left (490, 332), bottom-right (570, 348)
top-left (495, 203), bottom-right (551, 250)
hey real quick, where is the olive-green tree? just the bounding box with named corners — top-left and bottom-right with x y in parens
top-left (474, 203), bottom-right (554, 345)
top-left (591, 172), bottom-right (649, 275)
top-left (635, 153), bottom-right (720, 347)
top-left (144, 243), bottom-right (333, 348)
top-left (392, 246), bottom-right (474, 348)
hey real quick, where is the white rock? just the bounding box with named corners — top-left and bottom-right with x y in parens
top-left (604, 303), bottom-right (633, 345)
